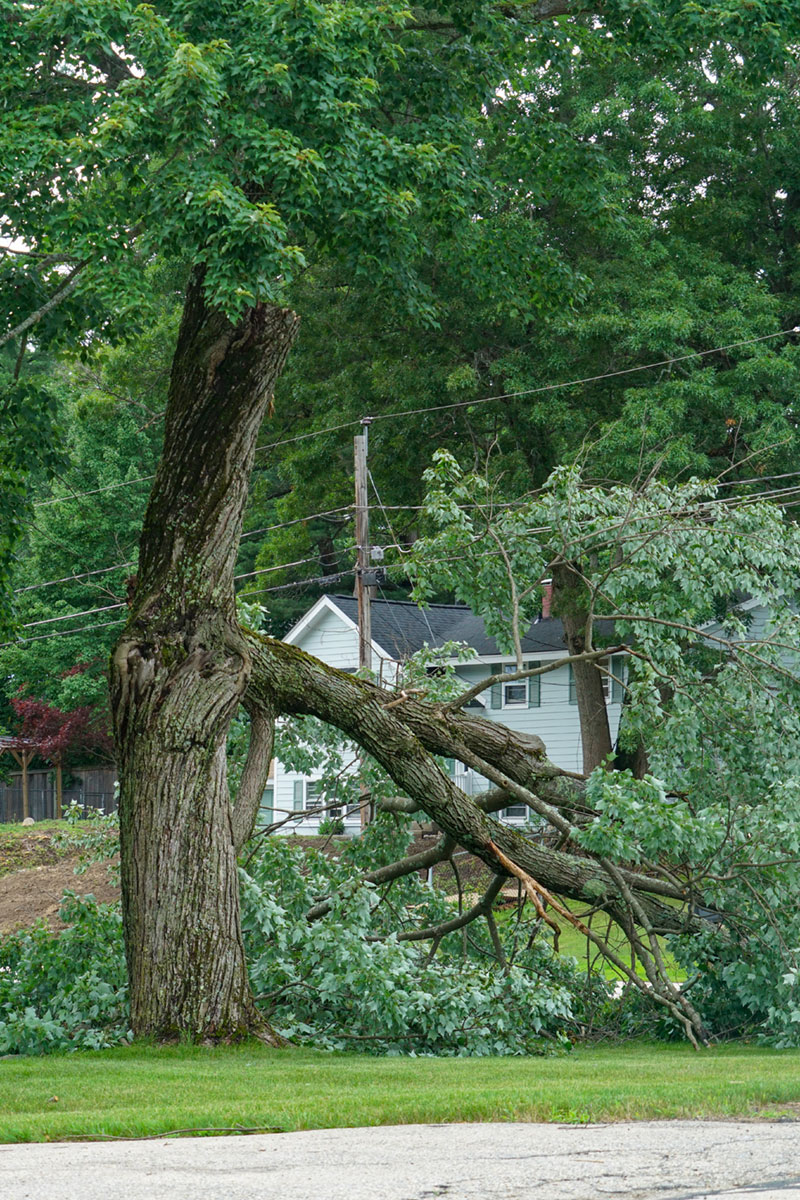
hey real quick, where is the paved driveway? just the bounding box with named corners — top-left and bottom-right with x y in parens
top-left (2, 1121), bottom-right (800, 1199)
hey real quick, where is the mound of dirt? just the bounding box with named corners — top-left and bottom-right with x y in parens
top-left (0, 857), bottom-right (120, 935)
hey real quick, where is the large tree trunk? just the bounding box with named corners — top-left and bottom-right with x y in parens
top-left (110, 272), bottom-right (299, 1040)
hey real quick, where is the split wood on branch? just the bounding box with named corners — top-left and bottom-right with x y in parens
top-left (488, 840), bottom-right (707, 1048)
top-left (452, 742), bottom-right (709, 1043)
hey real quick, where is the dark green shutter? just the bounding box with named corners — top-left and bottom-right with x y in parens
top-left (568, 664), bottom-right (577, 705)
top-left (611, 655), bottom-right (625, 704)
top-left (527, 661), bottom-right (541, 707)
top-left (260, 786), bottom-right (274, 824)
top-left (490, 663), bottom-right (503, 709)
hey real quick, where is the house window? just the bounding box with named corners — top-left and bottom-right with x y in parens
top-left (489, 662), bottom-right (541, 709)
top-left (305, 782), bottom-right (322, 813)
top-left (503, 665), bottom-right (528, 706)
top-left (503, 804), bottom-right (527, 819)
top-left (306, 781), bottom-right (341, 817)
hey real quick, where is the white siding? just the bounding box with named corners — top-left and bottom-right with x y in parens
top-left (271, 760), bottom-right (362, 835)
top-left (290, 602), bottom-right (400, 684)
top-left (452, 658), bottom-right (623, 774)
top-left (297, 605), bottom-right (359, 669)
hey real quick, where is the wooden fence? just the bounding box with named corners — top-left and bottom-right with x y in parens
top-left (0, 766), bottom-right (117, 823)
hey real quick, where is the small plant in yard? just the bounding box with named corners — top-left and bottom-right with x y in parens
top-left (318, 816), bottom-right (345, 837)
top-left (54, 797), bottom-right (120, 881)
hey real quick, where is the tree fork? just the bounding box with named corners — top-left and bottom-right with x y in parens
top-left (110, 275), bottom-right (299, 1042)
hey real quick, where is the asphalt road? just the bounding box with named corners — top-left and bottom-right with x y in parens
top-left (2, 1121), bottom-right (800, 1200)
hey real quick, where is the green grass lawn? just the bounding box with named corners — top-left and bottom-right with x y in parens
top-left (2, 1041), bottom-right (800, 1142)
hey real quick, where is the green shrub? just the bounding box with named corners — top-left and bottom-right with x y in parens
top-left (318, 816), bottom-right (345, 836)
top-left (0, 892), bottom-right (130, 1055)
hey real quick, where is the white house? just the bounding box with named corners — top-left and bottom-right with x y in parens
top-left (263, 592), bottom-right (627, 834)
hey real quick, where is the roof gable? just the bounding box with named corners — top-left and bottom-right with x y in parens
top-left (283, 593), bottom-right (394, 661)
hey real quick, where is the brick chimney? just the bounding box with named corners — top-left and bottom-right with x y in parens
top-left (541, 579), bottom-right (553, 620)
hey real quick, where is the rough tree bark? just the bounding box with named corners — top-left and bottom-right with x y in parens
top-left (552, 562), bottom-right (613, 773)
top-left (110, 272), bottom-right (299, 1040)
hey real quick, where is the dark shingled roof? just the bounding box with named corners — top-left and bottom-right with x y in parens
top-left (325, 595), bottom-right (571, 660)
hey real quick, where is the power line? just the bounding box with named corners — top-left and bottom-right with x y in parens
top-left (10, 486), bottom-right (800, 645)
top-left (16, 472), bottom-right (800, 609)
top-left (33, 474), bottom-right (155, 508)
top-left (32, 326), bottom-right (799, 510)
top-left (21, 602), bottom-right (127, 629)
top-left (17, 508), bottom-right (354, 596)
top-left (254, 326), bottom-right (800, 451)
top-left (15, 561), bottom-right (134, 593)
top-left (8, 545), bottom-right (361, 635)
top-left (240, 505), bottom-right (353, 541)
top-left (0, 617), bottom-right (126, 648)
top-left (237, 568), bottom-right (356, 601)
top-left (15, 475), bottom-right (800, 619)
top-left (234, 552), bottom-right (355, 584)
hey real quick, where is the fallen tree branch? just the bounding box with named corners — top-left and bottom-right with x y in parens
top-left (369, 874), bottom-right (506, 944)
top-left (488, 840), bottom-right (708, 1048)
top-left (305, 833), bottom-right (456, 921)
top-left (247, 636), bottom-right (692, 930)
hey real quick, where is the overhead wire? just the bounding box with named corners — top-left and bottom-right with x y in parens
top-left (16, 561), bottom-right (134, 593)
top-left (11, 492), bottom-right (800, 645)
top-left (0, 618), bottom-right (127, 648)
top-left (253, 325), bottom-right (800, 454)
top-left (16, 473), bottom-right (800, 611)
top-left (14, 472), bottom-right (800, 614)
top-left (20, 602), bottom-right (127, 629)
top-left (17, 507), bottom-right (355, 596)
top-left (33, 474), bottom-right (155, 508)
top-left (28, 325), bottom-right (800, 510)
top-left (13, 321), bottom-right (800, 610)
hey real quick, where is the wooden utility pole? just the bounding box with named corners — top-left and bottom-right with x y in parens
top-left (354, 419), bottom-right (373, 674)
top-left (354, 418), bottom-right (374, 830)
